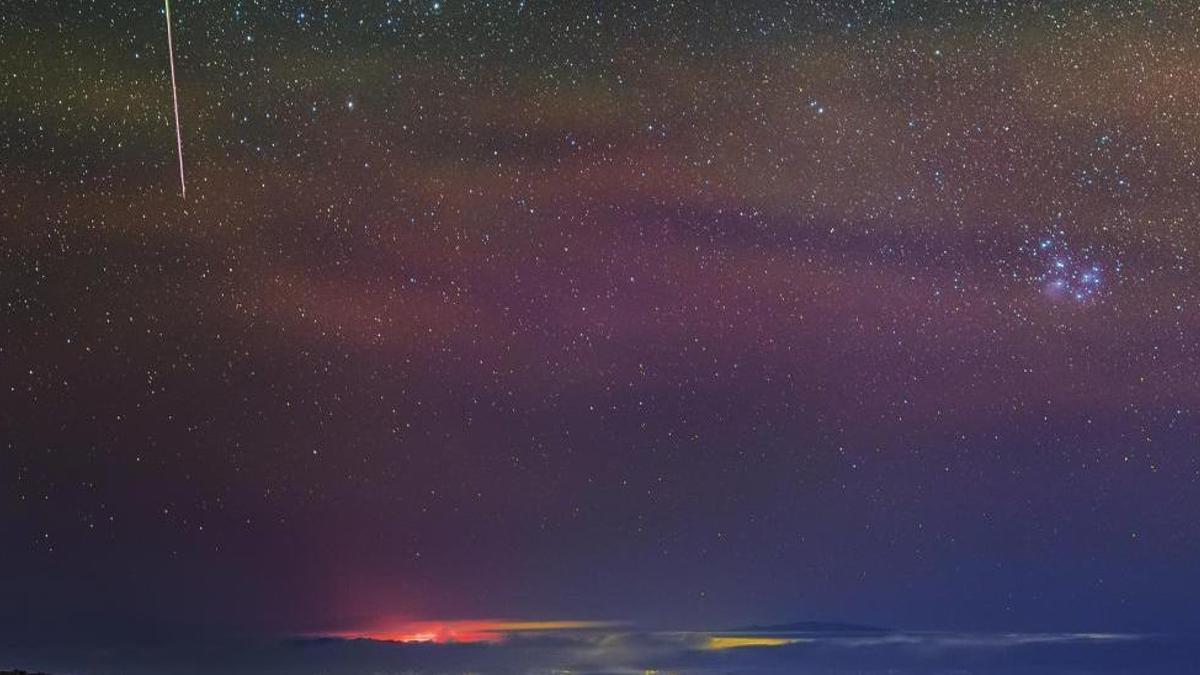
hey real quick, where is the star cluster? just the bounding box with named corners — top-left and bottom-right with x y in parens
top-left (1029, 234), bottom-right (1113, 303)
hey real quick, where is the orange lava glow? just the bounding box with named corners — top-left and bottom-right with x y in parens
top-left (331, 619), bottom-right (615, 644)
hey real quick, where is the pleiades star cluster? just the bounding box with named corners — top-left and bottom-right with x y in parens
top-left (2, 1), bottom-right (1199, 673)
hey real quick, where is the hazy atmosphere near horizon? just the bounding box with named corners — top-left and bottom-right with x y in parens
top-left (4, 1), bottom-right (1200, 673)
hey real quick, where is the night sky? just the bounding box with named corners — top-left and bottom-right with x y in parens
top-left (3, 1), bottom-right (1200, 672)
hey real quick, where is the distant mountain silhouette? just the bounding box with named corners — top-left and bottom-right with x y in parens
top-left (1, 670), bottom-right (54, 675)
top-left (728, 621), bottom-right (891, 634)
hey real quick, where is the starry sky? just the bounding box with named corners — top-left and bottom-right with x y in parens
top-left (3, 0), bottom-right (1200, 668)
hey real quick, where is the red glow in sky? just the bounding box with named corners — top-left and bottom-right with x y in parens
top-left (330, 619), bottom-right (615, 644)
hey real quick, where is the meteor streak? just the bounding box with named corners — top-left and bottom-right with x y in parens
top-left (164, 0), bottom-right (186, 199)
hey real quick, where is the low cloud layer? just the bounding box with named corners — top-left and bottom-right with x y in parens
top-left (3, 627), bottom-right (1195, 675)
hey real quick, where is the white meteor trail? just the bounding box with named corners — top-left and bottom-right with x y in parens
top-left (164, 0), bottom-right (186, 199)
